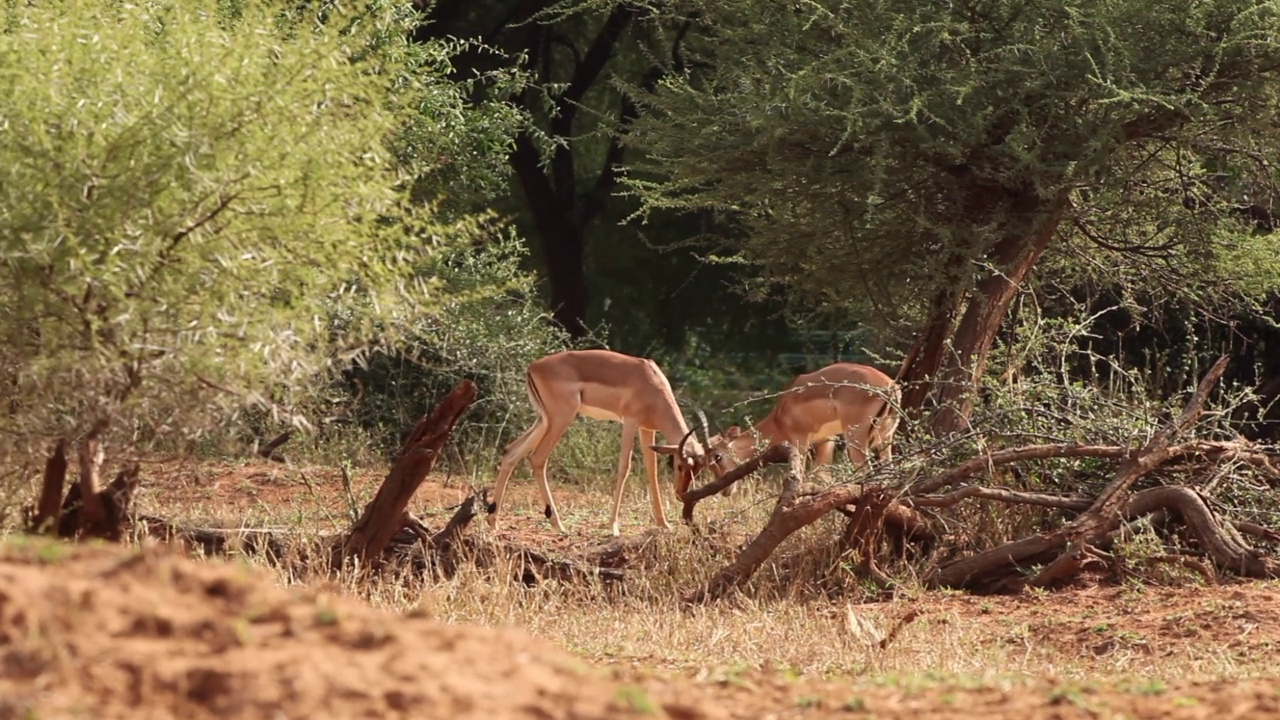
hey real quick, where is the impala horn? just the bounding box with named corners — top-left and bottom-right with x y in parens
top-left (694, 408), bottom-right (712, 452)
top-left (677, 424), bottom-right (699, 460)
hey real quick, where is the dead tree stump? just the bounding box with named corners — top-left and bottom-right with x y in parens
top-left (25, 436), bottom-right (140, 542)
top-left (339, 379), bottom-right (477, 569)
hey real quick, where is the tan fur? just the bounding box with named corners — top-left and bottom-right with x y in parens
top-left (710, 363), bottom-right (900, 486)
top-left (488, 350), bottom-right (718, 537)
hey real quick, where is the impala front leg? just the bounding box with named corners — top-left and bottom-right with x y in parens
top-left (639, 427), bottom-right (671, 531)
top-left (608, 421), bottom-right (640, 537)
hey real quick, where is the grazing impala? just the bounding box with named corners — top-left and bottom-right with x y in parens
top-left (708, 363), bottom-right (900, 485)
top-left (487, 349), bottom-right (728, 537)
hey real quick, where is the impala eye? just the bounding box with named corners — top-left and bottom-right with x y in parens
top-left (713, 453), bottom-right (723, 462)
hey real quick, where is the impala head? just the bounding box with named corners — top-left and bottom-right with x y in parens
top-left (699, 424), bottom-right (754, 473)
top-left (649, 409), bottom-right (733, 499)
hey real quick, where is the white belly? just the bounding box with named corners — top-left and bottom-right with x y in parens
top-left (579, 404), bottom-right (623, 422)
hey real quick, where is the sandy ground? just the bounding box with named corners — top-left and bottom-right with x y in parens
top-left (4, 457), bottom-right (1280, 719)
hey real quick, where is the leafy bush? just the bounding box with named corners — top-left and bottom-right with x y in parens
top-left (0, 0), bottom-right (536, 484)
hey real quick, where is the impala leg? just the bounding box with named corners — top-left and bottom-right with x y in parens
top-left (811, 438), bottom-right (836, 467)
top-left (844, 427), bottom-right (869, 468)
top-left (528, 414), bottom-right (574, 534)
top-left (488, 419), bottom-right (545, 530)
top-left (607, 420), bottom-right (640, 537)
top-left (638, 427), bottom-right (671, 530)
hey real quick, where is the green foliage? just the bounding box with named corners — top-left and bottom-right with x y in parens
top-left (336, 229), bottom-right (566, 463)
top-left (626, 0), bottom-right (1280, 341)
top-left (0, 0), bottom-right (535, 468)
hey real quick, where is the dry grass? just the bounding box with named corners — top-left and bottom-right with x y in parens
top-left (8, 449), bottom-right (1280, 704)
top-left (92, 453), bottom-right (1280, 681)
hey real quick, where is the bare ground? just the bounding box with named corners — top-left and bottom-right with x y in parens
top-left (5, 457), bottom-right (1280, 719)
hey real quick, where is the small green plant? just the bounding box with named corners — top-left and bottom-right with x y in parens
top-left (35, 541), bottom-right (70, 565)
top-left (314, 606), bottom-right (340, 627)
top-left (611, 685), bottom-right (656, 715)
top-left (795, 694), bottom-right (823, 709)
top-left (842, 696), bottom-right (868, 712)
top-left (1131, 679), bottom-right (1167, 696)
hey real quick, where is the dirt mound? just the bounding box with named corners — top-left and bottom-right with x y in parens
top-left (0, 540), bottom-right (691, 720)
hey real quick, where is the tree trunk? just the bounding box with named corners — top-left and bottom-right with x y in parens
top-left (511, 133), bottom-right (591, 341)
top-left (542, 223), bottom-right (589, 340)
top-left (901, 191), bottom-right (1069, 435)
top-left (896, 284), bottom-right (962, 421)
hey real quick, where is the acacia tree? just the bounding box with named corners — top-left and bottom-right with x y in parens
top-left (0, 0), bottom-right (517, 527)
top-left (418, 0), bottom-right (701, 340)
top-left (626, 0), bottom-right (1280, 433)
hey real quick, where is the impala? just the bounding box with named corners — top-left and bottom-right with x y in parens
top-left (487, 349), bottom-right (728, 537)
top-left (707, 363), bottom-right (900, 487)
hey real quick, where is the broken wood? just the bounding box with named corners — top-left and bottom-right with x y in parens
top-left (839, 486), bottom-right (894, 586)
top-left (928, 355), bottom-right (1232, 591)
top-left (27, 439), bottom-right (68, 534)
top-left (340, 379), bottom-right (477, 568)
top-left (54, 463), bottom-right (141, 541)
top-left (681, 443), bottom-right (792, 523)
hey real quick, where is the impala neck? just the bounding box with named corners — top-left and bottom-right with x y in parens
top-left (656, 406), bottom-right (702, 456)
top-left (730, 414), bottom-right (782, 460)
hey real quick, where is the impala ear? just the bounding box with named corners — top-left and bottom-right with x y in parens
top-left (650, 444), bottom-right (681, 456)
top-left (725, 425), bottom-right (742, 439)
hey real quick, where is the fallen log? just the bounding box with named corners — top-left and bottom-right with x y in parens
top-left (928, 357), bottom-right (1246, 591)
top-left (340, 379), bottom-right (477, 568)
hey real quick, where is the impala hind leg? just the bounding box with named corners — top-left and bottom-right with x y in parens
top-left (488, 419), bottom-right (546, 530)
top-left (528, 413), bottom-right (574, 534)
top-left (607, 420), bottom-right (640, 537)
top-left (843, 426), bottom-right (870, 469)
top-left (638, 428), bottom-right (671, 530)
top-left (811, 438), bottom-right (837, 467)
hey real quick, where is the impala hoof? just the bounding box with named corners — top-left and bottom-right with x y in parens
top-left (544, 504), bottom-right (553, 519)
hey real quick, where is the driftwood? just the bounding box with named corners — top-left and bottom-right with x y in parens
top-left (25, 436), bottom-right (140, 542)
top-left (928, 355), bottom-right (1233, 591)
top-left (340, 379), bottom-right (477, 568)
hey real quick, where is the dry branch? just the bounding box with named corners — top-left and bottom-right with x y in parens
top-left (340, 379), bottom-right (477, 568)
top-left (681, 443), bottom-right (792, 522)
top-left (908, 444), bottom-right (1131, 495)
top-left (1082, 355), bottom-right (1230, 523)
top-left (910, 485), bottom-right (1092, 511)
top-left (256, 430), bottom-right (294, 463)
top-left (930, 355), bottom-right (1233, 591)
top-left (1122, 486), bottom-right (1280, 578)
top-left (687, 444), bottom-right (872, 602)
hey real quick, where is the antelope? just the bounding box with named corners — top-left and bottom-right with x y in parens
top-left (487, 349), bottom-right (729, 537)
top-left (705, 363), bottom-right (900, 487)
